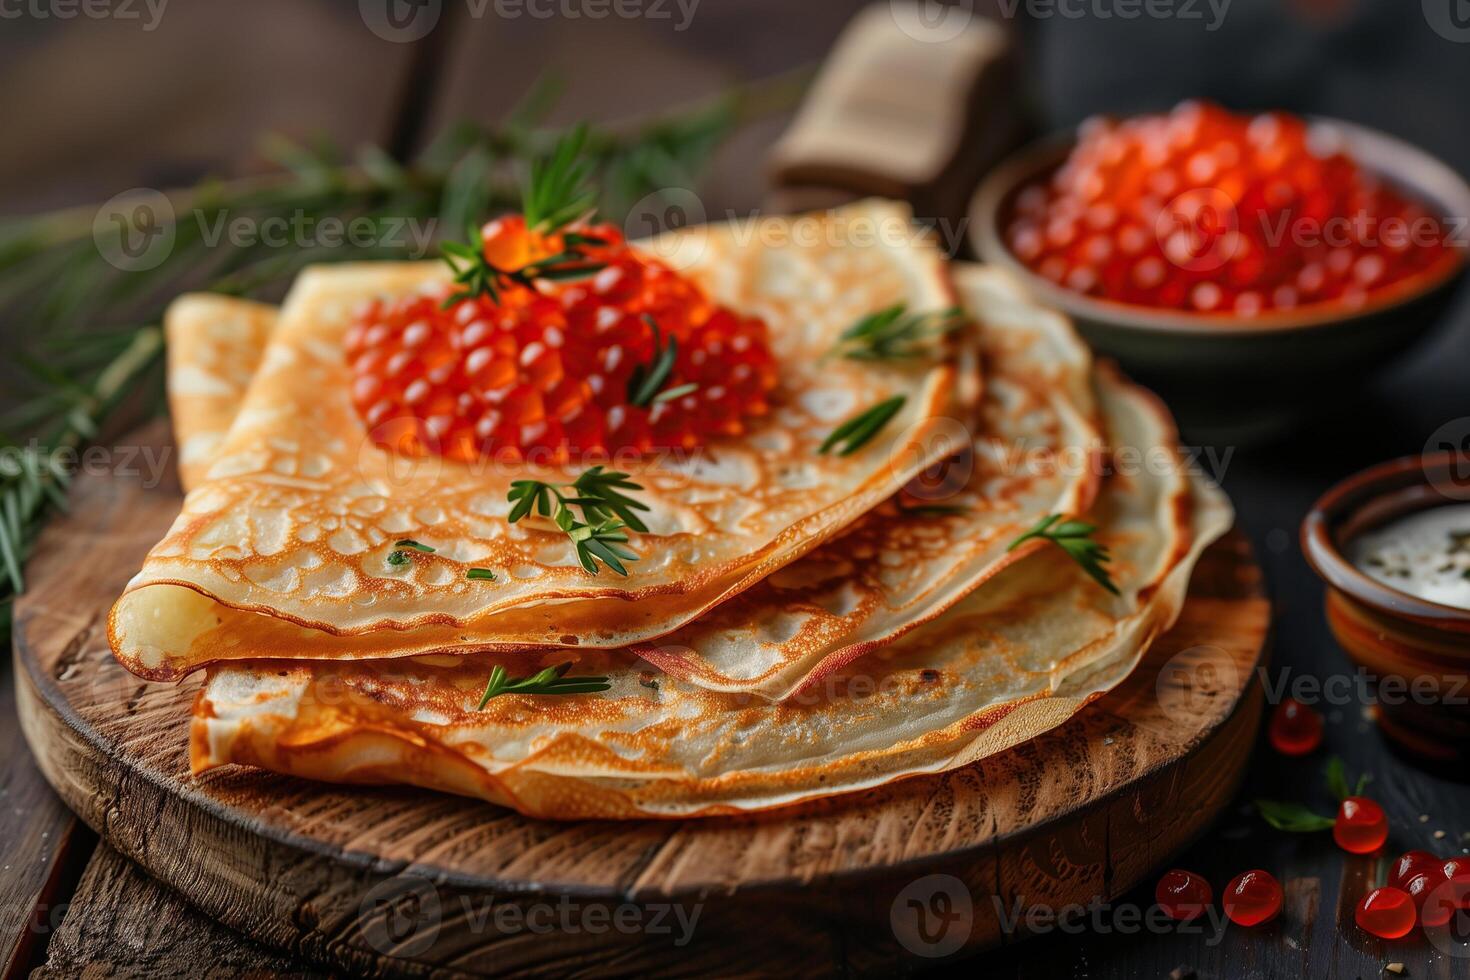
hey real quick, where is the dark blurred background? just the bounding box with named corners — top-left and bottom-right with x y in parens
top-left (7, 0), bottom-right (1470, 214)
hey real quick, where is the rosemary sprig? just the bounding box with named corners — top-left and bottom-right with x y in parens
top-left (523, 123), bottom-right (598, 235)
top-left (818, 396), bottom-right (906, 456)
top-left (441, 126), bottom-right (609, 306)
top-left (626, 315), bottom-right (694, 407)
top-left (831, 304), bottom-right (968, 361)
top-left (507, 466), bottom-right (650, 575)
top-left (1007, 514), bottom-right (1119, 595)
top-left (476, 661), bottom-right (612, 709)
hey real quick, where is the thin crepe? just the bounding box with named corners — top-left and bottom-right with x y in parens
top-left (151, 265), bottom-right (1101, 699)
top-left (165, 295), bottom-right (275, 492)
top-left (112, 202), bottom-right (962, 680)
top-left (192, 369), bottom-right (1231, 818)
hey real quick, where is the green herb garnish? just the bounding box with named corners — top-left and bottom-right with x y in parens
top-left (1253, 758), bottom-right (1371, 833)
top-left (395, 539), bottom-right (435, 553)
top-left (466, 568), bottom-right (497, 581)
top-left (507, 466), bottom-right (650, 575)
top-left (476, 661), bottom-right (612, 709)
top-left (626, 315), bottom-right (695, 407)
top-left (818, 395), bottom-right (906, 456)
top-left (386, 550), bottom-right (411, 566)
top-left (1254, 799), bottom-right (1336, 833)
top-left (522, 123), bottom-right (598, 234)
top-left (831, 304), bottom-right (967, 361)
top-left (1007, 514), bottom-right (1119, 595)
top-left (442, 125), bottom-right (607, 306)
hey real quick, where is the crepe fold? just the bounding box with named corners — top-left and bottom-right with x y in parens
top-left (112, 201), bottom-right (964, 680)
top-left (191, 366), bottom-right (1231, 818)
top-left (153, 264), bottom-right (1102, 700)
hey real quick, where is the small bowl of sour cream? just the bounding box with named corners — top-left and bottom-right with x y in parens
top-left (1302, 452), bottom-right (1470, 763)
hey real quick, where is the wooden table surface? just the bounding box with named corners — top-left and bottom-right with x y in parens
top-left (3, 2), bottom-right (1470, 977)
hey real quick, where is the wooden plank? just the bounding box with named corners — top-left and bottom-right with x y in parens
top-left (0, 0), bottom-right (418, 214)
top-left (0, 662), bottom-right (92, 980)
top-left (34, 844), bottom-right (333, 979)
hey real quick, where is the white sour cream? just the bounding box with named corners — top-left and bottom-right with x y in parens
top-left (1347, 504), bottom-right (1470, 610)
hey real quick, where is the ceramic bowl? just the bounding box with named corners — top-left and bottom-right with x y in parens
top-left (1302, 452), bottom-right (1470, 764)
top-left (970, 118), bottom-right (1470, 446)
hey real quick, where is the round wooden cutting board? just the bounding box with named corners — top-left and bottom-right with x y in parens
top-left (14, 421), bottom-right (1270, 977)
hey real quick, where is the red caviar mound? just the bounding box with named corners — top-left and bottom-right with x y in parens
top-left (347, 220), bottom-right (778, 463)
top-left (1003, 101), bottom-right (1460, 317)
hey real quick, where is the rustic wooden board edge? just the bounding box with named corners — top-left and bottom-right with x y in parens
top-left (15, 627), bottom-right (1268, 977)
top-left (12, 546), bottom-right (1269, 900)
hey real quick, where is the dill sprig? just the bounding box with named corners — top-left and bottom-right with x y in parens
top-left (831, 304), bottom-right (968, 361)
top-left (0, 71), bottom-right (807, 636)
top-left (818, 396), bottom-right (906, 456)
top-left (507, 466), bottom-right (650, 575)
top-left (1007, 514), bottom-right (1119, 595)
top-left (476, 661), bottom-right (612, 709)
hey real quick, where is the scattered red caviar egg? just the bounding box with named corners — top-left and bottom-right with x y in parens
top-left (1389, 850), bottom-right (1441, 890)
top-left (1333, 797), bottom-right (1388, 854)
top-left (1002, 102), bottom-right (1461, 318)
top-left (1356, 886), bottom-right (1417, 939)
top-left (1223, 869), bottom-right (1283, 926)
top-left (1405, 870), bottom-right (1456, 929)
top-left (1268, 698), bottom-right (1323, 755)
top-left (1156, 869), bottom-right (1213, 921)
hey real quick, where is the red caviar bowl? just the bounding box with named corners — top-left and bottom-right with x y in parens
top-left (1301, 452), bottom-right (1470, 763)
top-left (971, 116), bottom-right (1470, 446)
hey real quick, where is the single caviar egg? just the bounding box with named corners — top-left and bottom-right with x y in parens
top-left (1355, 886), bottom-right (1416, 939)
top-left (1333, 796), bottom-right (1388, 854)
top-left (1156, 869), bottom-right (1213, 921)
top-left (1268, 698), bottom-right (1323, 755)
top-left (1223, 869), bottom-right (1282, 927)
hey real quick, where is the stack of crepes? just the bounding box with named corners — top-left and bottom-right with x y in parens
top-left (108, 200), bottom-right (1232, 819)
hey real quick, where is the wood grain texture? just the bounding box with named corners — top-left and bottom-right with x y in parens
top-left (33, 843), bottom-right (334, 980)
top-left (0, 653), bottom-right (93, 980)
top-left (13, 422), bottom-right (1268, 977)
